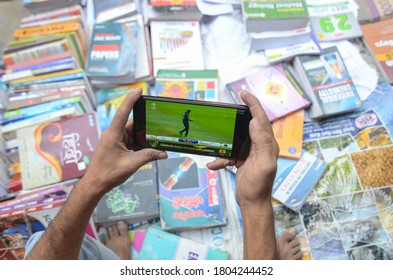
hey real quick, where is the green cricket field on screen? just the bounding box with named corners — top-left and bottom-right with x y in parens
top-left (145, 99), bottom-right (237, 157)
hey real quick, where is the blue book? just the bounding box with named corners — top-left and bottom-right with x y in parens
top-left (10, 57), bottom-right (75, 73)
top-left (272, 151), bottom-right (327, 212)
top-left (137, 225), bottom-right (229, 260)
top-left (157, 154), bottom-right (226, 231)
top-left (86, 21), bottom-right (138, 78)
top-left (1, 96), bottom-right (84, 125)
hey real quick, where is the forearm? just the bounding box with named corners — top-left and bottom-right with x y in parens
top-left (26, 179), bottom-right (102, 259)
top-left (241, 201), bottom-right (278, 260)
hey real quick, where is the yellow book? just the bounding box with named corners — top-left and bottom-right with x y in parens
top-left (14, 22), bottom-right (81, 40)
top-left (272, 110), bottom-right (304, 159)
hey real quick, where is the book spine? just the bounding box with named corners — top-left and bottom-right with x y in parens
top-left (14, 22), bottom-right (80, 40)
top-left (7, 88), bottom-right (84, 110)
top-left (283, 64), bottom-right (311, 104)
top-left (10, 71), bottom-right (84, 88)
top-left (6, 51), bottom-right (72, 70)
top-left (1, 97), bottom-right (81, 124)
top-left (3, 40), bottom-right (70, 66)
top-left (7, 57), bottom-right (74, 74)
top-left (26, 199), bottom-right (66, 214)
top-left (6, 194), bottom-right (68, 212)
top-left (0, 184), bottom-right (64, 210)
top-left (3, 62), bottom-right (76, 83)
top-left (225, 84), bottom-right (242, 104)
top-left (21, 5), bottom-right (82, 24)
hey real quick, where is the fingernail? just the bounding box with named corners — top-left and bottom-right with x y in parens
top-left (289, 228), bottom-right (297, 235)
top-left (157, 151), bottom-right (168, 160)
top-left (250, 118), bottom-right (262, 130)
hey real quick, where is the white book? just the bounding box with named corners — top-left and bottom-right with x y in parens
top-left (150, 21), bottom-right (205, 76)
top-left (250, 25), bottom-right (312, 50)
top-left (264, 37), bottom-right (322, 64)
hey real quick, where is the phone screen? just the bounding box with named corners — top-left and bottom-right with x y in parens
top-left (134, 97), bottom-right (251, 159)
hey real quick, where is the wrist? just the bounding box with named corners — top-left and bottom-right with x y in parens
top-left (239, 197), bottom-right (273, 215)
top-left (75, 176), bottom-right (106, 202)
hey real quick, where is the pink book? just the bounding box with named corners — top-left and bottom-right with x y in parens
top-left (226, 63), bottom-right (310, 122)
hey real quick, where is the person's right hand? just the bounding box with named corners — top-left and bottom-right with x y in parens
top-left (207, 90), bottom-right (279, 208)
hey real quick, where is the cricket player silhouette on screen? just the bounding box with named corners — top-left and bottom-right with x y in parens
top-left (179, 109), bottom-right (192, 137)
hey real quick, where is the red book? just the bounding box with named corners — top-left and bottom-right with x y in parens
top-left (17, 113), bottom-right (100, 190)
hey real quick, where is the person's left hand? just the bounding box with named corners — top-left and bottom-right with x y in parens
top-left (79, 88), bottom-right (168, 197)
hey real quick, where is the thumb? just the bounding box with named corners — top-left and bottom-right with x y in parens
top-left (129, 149), bottom-right (168, 170)
top-left (249, 118), bottom-right (279, 158)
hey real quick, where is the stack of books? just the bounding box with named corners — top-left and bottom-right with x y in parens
top-left (0, 181), bottom-right (98, 260)
top-left (142, 0), bottom-right (203, 24)
top-left (241, 0), bottom-right (316, 55)
top-left (22, 0), bottom-right (81, 14)
top-left (0, 5), bottom-right (98, 193)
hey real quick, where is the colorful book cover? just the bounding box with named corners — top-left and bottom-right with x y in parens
top-left (272, 151), bottom-right (327, 212)
top-left (361, 18), bottom-right (393, 84)
top-left (295, 46), bottom-right (362, 119)
top-left (225, 63), bottom-right (310, 122)
top-left (17, 113), bottom-right (100, 190)
top-left (155, 69), bottom-right (219, 101)
top-left (86, 21), bottom-right (138, 78)
top-left (150, 21), bottom-right (204, 76)
top-left (137, 225), bottom-right (229, 260)
top-left (157, 154), bottom-right (226, 231)
top-left (272, 109), bottom-right (304, 159)
top-left (95, 162), bottom-right (159, 226)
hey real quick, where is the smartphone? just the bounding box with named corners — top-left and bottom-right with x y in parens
top-left (133, 96), bottom-right (252, 159)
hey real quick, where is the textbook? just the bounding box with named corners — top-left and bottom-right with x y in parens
top-left (17, 113), bottom-right (100, 190)
top-left (264, 36), bottom-right (322, 64)
top-left (150, 21), bottom-right (204, 76)
top-left (361, 18), bottom-right (393, 84)
top-left (355, 0), bottom-right (393, 24)
top-left (93, 0), bottom-right (137, 23)
top-left (242, 0), bottom-right (309, 33)
top-left (225, 63), bottom-right (310, 122)
top-left (272, 151), bottom-right (327, 212)
top-left (143, 0), bottom-right (203, 23)
top-left (294, 46), bottom-right (362, 120)
top-left (154, 69), bottom-right (219, 101)
top-left (95, 162), bottom-right (159, 226)
top-left (250, 25), bottom-right (312, 51)
top-left (272, 109), bottom-right (304, 160)
top-left (22, 0), bottom-right (81, 14)
top-left (157, 154), bottom-right (226, 231)
top-left (306, 0), bottom-right (362, 42)
top-left (86, 21), bottom-right (139, 84)
top-left (137, 225), bottom-right (229, 260)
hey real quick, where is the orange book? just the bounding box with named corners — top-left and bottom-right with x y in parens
top-left (14, 22), bottom-right (81, 40)
top-left (272, 109), bottom-right (304, 159)
top-left (361, 18), bottom-right (393, 84)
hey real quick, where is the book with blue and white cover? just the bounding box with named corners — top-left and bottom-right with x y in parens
top-left (272, 151), bottom-right (327, 212)
top-left (137, 225), bottom-right (229, 260)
